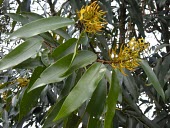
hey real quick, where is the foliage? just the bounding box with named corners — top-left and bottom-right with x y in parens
top-left (0, 0), bottom-right (170, 128)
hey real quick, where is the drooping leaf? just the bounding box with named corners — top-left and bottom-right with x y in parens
top-left (123, 70), bottom-right (138, 102)
top-left (43, 98), bottom-right (66, 128)
top-left (59, 72), bottom-right (76, 100)
top-left (139, 60), bottom-right (165, 101)
top-left (28, 53), bottom-right (73, 92)
top-left (6, 13), bottom-right (28, 25)
top-left (19, 66), bottom-right (45, 120)
top-left (0, 37), bottom-right (42, 71)
top-left (86, 78), bottom-right (107, 117)
top-left (9, 16), bottom-right (74, 39)
top-left (104, 69), bottom-right (120, 128)
top-left (54, 63), bottom-right (106, 121)
top-left (53, 29), bottom-right (71, 40)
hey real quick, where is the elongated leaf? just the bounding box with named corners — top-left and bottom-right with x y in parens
top-left (72, 32), bottom-right (88, 63)
top-left (43, 98), bottom-right (66, 128)
top-left (6, 13), bottom-right (28, 25)
top-left (19, 66), bottom-right (45, 120)
top-left (86, 78), bottom-right (107, 117)
top-left (104, 69), bottom-right (120, 128)
top-left (123, 70), bottom-right (138, 102)
top-left (14, 56), bottom-right (44, 69)
top-left (53, 29), bottom-right (71, 40)
top-left (54, 63), bottom-right (106, 121)
top-left (9, 16), bottom-right (74, 39)
top-left (52, 38), bottom-right (77, 60)
top-left (0, 37), bottom-right (42, 71)
top-left (139, 60), bottom-right (165, 101)
top-left (28, 53), bottom-right (73, 92)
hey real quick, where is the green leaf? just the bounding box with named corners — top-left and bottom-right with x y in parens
top-left (72, 32), bottom-right (88, 63)
top-left (123, 70), bottom-right (138, 102)
top-left (59, 72), bottom-right (76, 100)
top-left (9, 16), bottom-right (74, 39)
top-left (52, 38), bottom-right (77, 60)
top-left (0, 37), bottom-right (42, 71)
top-left (28, 53), bottom-right (73, 92)
top-left (14, 56), bottom-right (44, 69)
top-left (53, 29), bottom-right (71, 40)
top-left (104, 69), bottom-right (120, 128)
top-left (19, 66), bottom-right (45, 120)
top-left (6, 13), bottom-right (28, 25)
top-left (139, 60), bottom-right (165, 101)
top-left (54, 62), bottom-right (106, 121)
top-left (63, 50), bottom-right (97, 76)
top-left (43, 98), bottom-right (66, 128)
top-left (86, 78), bottom-right (107, 117)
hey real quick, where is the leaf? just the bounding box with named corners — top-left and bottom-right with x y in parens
top-left (59, 72), bottom-right (76, 100)
top-left (86, 78), bottom-right (107, 117)
top-left (104, 69), bottom-right (120, 128)
top-left (9, 16), bottom-right (74, 39)
top-left (6, 13), bottom-right (28, 25)
top-left (63, 50), bottom-right (97, 76)
top-left (43, 98), bottom-right (65, 128)
top-left (0, 37), bottom-right (42, 71)
top-left (139, 60), bottom-right (165, 101)
top-left (28, 53), bottom-right (73, 92)
top-left (123, 70), bottom-right (138, 102)
top-left (71, 32), bottom-right (88, 63)
top-left (54, 63), bottom-right (106, 121)
top-left (19, 66), bottom-right (45, 120)
top-left (52, 38), bottom-right (77, 60)
top-left (14, 56), bottom-right (44, 69)
top-left (53, 29), bottom-right (71, 40)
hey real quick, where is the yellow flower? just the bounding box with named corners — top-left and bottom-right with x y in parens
top-left (77, 1), bottom-right (107, 33)
top-left (17, 78), bottom-right (30, 87)
top-left (110, 38), bottom-right (149, 75)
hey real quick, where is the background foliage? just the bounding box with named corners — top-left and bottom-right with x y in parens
top-left (0, 0), bottom-right (170, 128)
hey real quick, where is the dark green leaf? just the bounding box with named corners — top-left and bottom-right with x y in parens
top-left (28, 53), bottom-right (73, 92)
top-left (54, 63), bottom-right (106, 121)
top-left (53, 29), bottom-right (71, 40)
top-left (9, 16), bottom-right (74, 39)
top-left (104, 69), bottom-right (120, 128)
top-left (19, 66), bottom-right (45, 120)
top-left (86, 78), bottom-right (107, 117)
top-left (52, 38), bottom-right (77, 60)
top-left (0, 37), bottom-right (42, 71)
top-left (14, 56), bottom-right (44, 69)
top-left (139, 60), bottom-right (165, 101)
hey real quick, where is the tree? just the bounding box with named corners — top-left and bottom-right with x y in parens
top-left (0, 0), bottom-right (169, 127)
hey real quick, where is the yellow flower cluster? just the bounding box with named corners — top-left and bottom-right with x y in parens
top-left (77, 1), bottom-right (107, 33)
top-left (17, 78), bottom-right (30, 87)
top-left (110, 38), bottom-right (149, 75)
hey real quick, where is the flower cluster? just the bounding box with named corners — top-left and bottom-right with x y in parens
top-left (77, 1), bottom-right (107, 34)
top-left (110, 38), bottom-right (149, 75)
top-left (17, 78), bottom-right (30, 87)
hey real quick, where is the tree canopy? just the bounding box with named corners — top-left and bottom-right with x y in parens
top-left (0, 0), bottom-right (170, 127)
